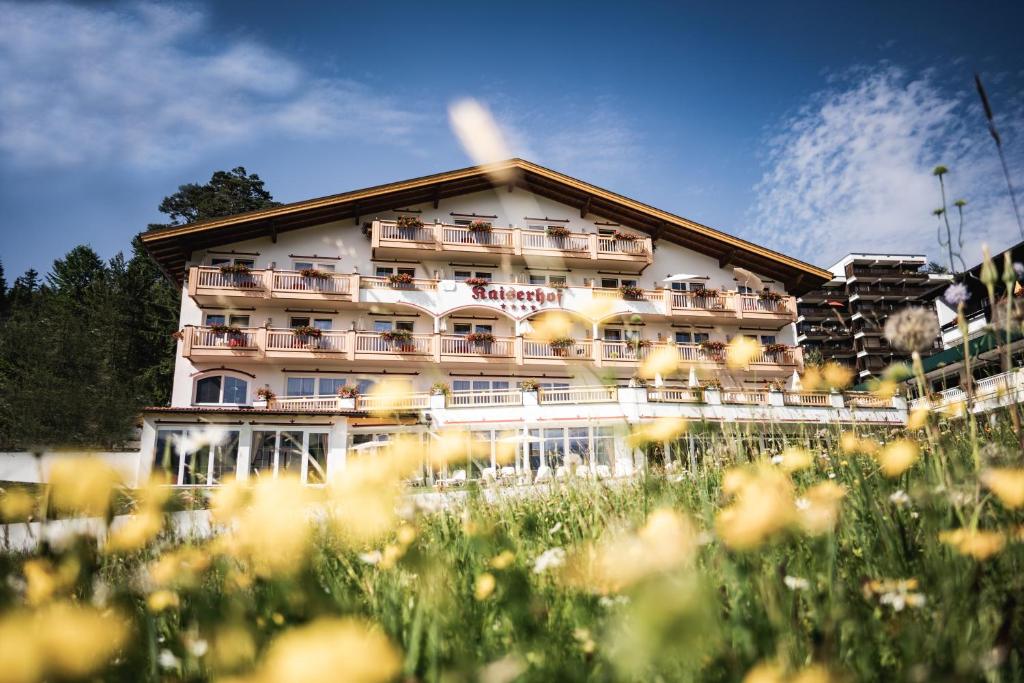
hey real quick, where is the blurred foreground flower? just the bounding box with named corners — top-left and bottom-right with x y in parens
top-left (328, 442), bottom-right (419, 544)
top-left (565, 508), bottom-right (698, 593)
top-left (627, 417), bottom-right (687, 448)
top-left (247, 617), bottom-right (401, 683)
top-left (940, 528), bottom-right (1006, 560)
top-left (980, 468), bottom-right (1024, 508)
top-left (48, 457), bottom-right (122, 517)
top-left (875, 440), bottom-right (919, 477)
top-left (474, 572), bottom-right (496, 600)
top-left (716, 466), bottom-right (795, 549)
top-left (0, 487), bottom-right (36, 522)
top-left (0, 603), bottom-right (129, 683)
top-left (795, 481), bottom-right (846, 535)
top-left (726, 335), bottom-right (762, 369)
top-left (772, 446), bottom-right (814, 473)
top-left (884, 308), bottom-right (939, 353)
top-left (743, 662), bottom-right (837, 683)
top-left (639, 344), bottom-right (679, 378)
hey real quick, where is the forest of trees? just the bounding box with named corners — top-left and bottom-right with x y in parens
top-left (0, 168), bottom-right (279, 449)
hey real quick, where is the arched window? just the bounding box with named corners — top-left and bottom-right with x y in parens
top-left (193, 373), bottom-right (249, 405)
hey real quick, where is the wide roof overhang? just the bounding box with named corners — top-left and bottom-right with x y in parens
top-left (140, 158), bottom-right (832, 295)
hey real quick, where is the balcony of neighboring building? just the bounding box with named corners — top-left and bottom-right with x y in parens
top-left (369, 220), bottom-right (654, 272)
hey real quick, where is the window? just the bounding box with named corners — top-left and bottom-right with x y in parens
top-left (543, 428), bottom-right (565, 468)
top-left (293, 261), bottom-right (335, 272)
top-left (194, 375), bottom-right (249, 405)
top-left (313, 319), bottom-right (332, 331)
top-left (374, 320), bottom-right (414, 332)
top-left (209, 256), bottom-right (254, 268)
top-left (319, 378), bottom-right (346, 396)
top-left (738, 284), bottom-right (754, 294)
top-left (603, 328), bottom-right (622, 342)
top-left (204, 313), bottom-right (249, 327)
top-left (205, 314), bottom-right (226, 326)
top-left (290, 317), bottom-right (310, 328)
top-left (601, 278), bottom-right (636, 289)
top-left (153, 428), bottom-right (239, 486)
top-left (452, 379), bottom-right (510, 394)
top-left (286, 377), bottom-right (316, 396)
top-left (671, 281), bottom-right (705, 292)
top-left (529, 273), bottom-right (567, 286)
top-left (451, 322), bottom-right (492, 336)
top-left (453, 270), bottom-right (491, 282)
top-left (249, 430), bottom-right (329, 484)
top-left (675, 332), bottom-right (709, 345)
top-left (375, 266), bottom-right (415, 278)
top-left (760, 335), bottom-right (777, 345)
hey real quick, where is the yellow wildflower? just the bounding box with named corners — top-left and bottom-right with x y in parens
top-left (34, 602), bottom-right (129, 679)
top-left (980, 468), bottom-right (1024, 509)
top-left (23, 557), bottom-right (79, 605)
top-left (726, 335), bottom-right (762, 369)
top-left (796, 481), bottom-right (846, 535)
top-left (0, 488), bottom-right (36, 522)
top-left (743, 662), bottom-right (785, 683)
top-left (106, 508), bottom-right (164, 553)
top-left (821, 363), bottom-right (853, 390)
top-left (627, 417), bottom-right (687, 447)
top-left (48, 457), bottom-right (122, 516)
top-left (146, 589), bottom-right (180, 612)
top-left (210, 624), bottom-right (256, 672)
top-left (717, 466), bottom-right (795, 549)
top-left (639, 344), bottom-right (679, 378)
top-left (490, 550), bottom-right (515, 570)
top-left (0, 611), bottom-right (41, 683)
top-left (940, 529), bottom-right (1005, 560)
top-left (474, 572), bottom-right (497, 600)
top-left (906, 407), bottom-right (930, 430)
top-left (149, 545), bottom-right (211, 588)
top-left (250, 617), bottom-right (401, 683)
top-left (775, 446), bottom-right (814, 473)
top-left (875, 440), bottom-right (918, 477)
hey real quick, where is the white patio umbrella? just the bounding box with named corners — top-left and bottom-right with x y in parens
top-left (688, 366), bottom-right (700, 388)
top-left (787, 370), bottom-right (802, 392)
top-left (498, 433), bottom-right (542, 444)
top-left (732, 267), bottom-right (765, 292)
top-left (654, 373), bottom-right (665, 387)
top-left (663, 273), bottom-right (703, 283)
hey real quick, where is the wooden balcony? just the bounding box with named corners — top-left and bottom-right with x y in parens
top-left (668, 291), bottom-right (796, 327)
top-left (187, 267), bottom-right (358, 305)
top-left (438, 335), bottom-right (516, 364)
top-left (371, 220), bottom-right (653, 272)
top-left (180, 326), bottom-right (263, 361)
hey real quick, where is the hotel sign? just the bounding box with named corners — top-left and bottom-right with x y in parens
top-left (471, 284), bottom-right (563, 313)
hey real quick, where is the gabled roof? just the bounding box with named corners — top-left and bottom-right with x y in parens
top-left (140, 158), bottom-right (831, 295)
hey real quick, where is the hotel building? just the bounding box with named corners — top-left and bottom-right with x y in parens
top-left (796, 254), bottom-right (950, 381)
top-left (139, 159), bottom-right (907, 486)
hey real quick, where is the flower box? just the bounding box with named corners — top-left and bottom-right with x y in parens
top-left (395, 215), bottom-right (424, 229)
top-left (299, 268), bottom-right (330, 279)
top-left (209, 324), bottom-right (243, 335)
top-left (227, 337), bottom-right (247, 348)
top-left (292, 325), bottom-right (323, 338)
top-left (545, 226), bottom-right (571, 239)
top-left (467, 220), bottom-right (493, 233)
top-left (465, 331), bottom-right (495, 344)
top-left (336, 385), bottom-right (359, 398)
top-left (549, 337), bottom-right (576, 356)
top-left (464, 277), bottom-right (490, 286)
top-left (255, 387), bottom-right (276, 401)
top-left (380, 329), bottom-right (414, 345)
top-left (612, 230), bottom-right (639, 241)
top-left (625, 338), bottom-right (653, 350)
top-left (519, 379), bottom-right (540, 392)
top-left (430, 382), bottom-right (450, 396)
top-left (219, 263), bottom-right (252, 275)
top-left (699, 340), bottom-right (726, 361)
top-left (619, 285), bottom-right (645, 300)
top-left (758, 291), bottom-right (784, 303)
top-left (387, 272), bottom-right (414, 286)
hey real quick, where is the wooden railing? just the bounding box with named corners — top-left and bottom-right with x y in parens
top-left (378, 222), bottom-right (435, 243)
top-left (739, 294), bottom-right (790, 313)
top-left (671, 291), bottom-right (734, 311)
top-left (193, 268), bottom-right (264, 290)
top-left (750, 349), bottom-right (800, 366)
top-left (722, 389), bottom-right (769, 405)
top-left (540, 385), bottom-right (618, 404)
top-left (355, 332), bottom-right (433, 355)
top-left (272, 271), bottom-right (351, 295)
top-left (441, 225), bottom-right (514, 247)
top-left (601, 341), bottom-right (653, 361)
top-left (357, 393), bottom-right (431, 411)
top-left (783, 392), bottom-right (830, 406)
top-left (520, 230), bottom-right (590, 252)
top-left (597, 236), bottom-right (650, 255)
top-left (266, 329), bottom-right (347, 352)
top-left (360, 276), bottom-right (438, 291)
top-left (447, 389), bottom-right (523, 407)
top-left (269, 396), bottom-right (345, 411)
top-left (189, 326), bottom-right (259, 349)
top-left (647, 387), bottom-right (703, 403)
top-left (845, 393), bottom-right (894, 408)
top-left (522, 339), bottom-right (594, 359)
top-left (592, 287), bottom-right (660, 302)
top-left (440, 335), bottom-right (515, 357)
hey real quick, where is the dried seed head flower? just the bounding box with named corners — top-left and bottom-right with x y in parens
top-left (943, 283), bottom-right (970, 307)
top-left (883, 308), bottom-right (940, 353)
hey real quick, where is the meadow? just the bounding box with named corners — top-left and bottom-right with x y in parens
top-left (1, 404), bottom-right (1023, 683)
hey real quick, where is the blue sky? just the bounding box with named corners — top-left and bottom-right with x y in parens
top-left (1, 0), bottom-right (1023, 279)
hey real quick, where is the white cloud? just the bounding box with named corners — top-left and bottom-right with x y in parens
top-left (748, 65), bottom-right (1024, 269)
top-left (0, 1), bottom-right (422, 168)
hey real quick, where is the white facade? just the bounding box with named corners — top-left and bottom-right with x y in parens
top-left (139, 165), bottom-right (906, 487)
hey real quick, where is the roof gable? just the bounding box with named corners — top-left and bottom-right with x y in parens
top-left (140, 158), bottom-right (831, 294)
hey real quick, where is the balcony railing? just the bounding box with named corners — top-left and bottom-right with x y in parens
top-left (371, 220), bottom-right (653, 267)
top-left (354, 332), bottom-right (433, 355)
top-left (671, 290), bottom-right (735, 312)
top-left (256, 386), bottom-right (902, 413)
top-left (522, 339), bottom-right (594, 360)
top-left (267, 329), bottom-right (348, 353)
top-left (189, 267), bottom-right (357, 301)
top-left (440, 335), bottom-right (515, 358)
top-left (360, 275), bottom-right (438, 291)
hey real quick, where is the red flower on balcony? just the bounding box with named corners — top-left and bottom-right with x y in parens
top-left (387, 272), bottom-right (415, 286)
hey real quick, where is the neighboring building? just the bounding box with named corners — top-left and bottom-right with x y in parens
top-left (796, 254), bottom-right (950, 380)
top-left (138, 159), bottom-right (906, 487)
top-left (911, 242), bottom-right (1024, 414)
